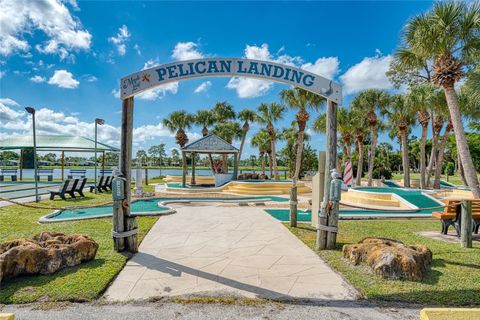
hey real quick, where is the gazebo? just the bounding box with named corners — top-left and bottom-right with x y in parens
top-left (181, 134), bottom-right (239, 188)
top-left (0, 135), bottom-right (119, 180)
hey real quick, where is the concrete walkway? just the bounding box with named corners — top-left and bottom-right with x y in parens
top-left (105, 205), bottom-right (357, 301)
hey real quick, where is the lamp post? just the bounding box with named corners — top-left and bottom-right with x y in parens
top-left (94, 118), bottom-right (105, 194)
top-left (25, 107), bottom-right (39, 202)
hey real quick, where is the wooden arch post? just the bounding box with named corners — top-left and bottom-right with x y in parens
top-left (316, 99), bottom-right (338, 250)
top-left (113, 96), bottom-right (138, 253)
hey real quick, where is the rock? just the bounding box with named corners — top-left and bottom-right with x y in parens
top-left (0, 232), bottom-right (98, 283)
top-left (238, 173), bottom-right (266, 180)
top-left (342, 237), bottom-right (432, 281)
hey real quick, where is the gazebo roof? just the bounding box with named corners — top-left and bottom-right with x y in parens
top-left (0, 135), bottom-right (119, 152)
top-left (182, 133), bottom-right (239, 154)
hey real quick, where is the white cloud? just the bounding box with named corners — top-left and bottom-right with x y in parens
top-left (226, 78), bottom-right (273, 98)
top-left (133, 123), bottom-right (173, 143)
top-left (0, 0), bottom-right (91, 58)
top-left (171, 42), bottom-right (204, 61)
top-left (136, 83), bottom-right (179, 100)
top-left (0, 98), bottom-right (20, 107)
top-left (194, 81), bottom-right (212, 93)
top-left (134, 44), bottom-right (141, 55)
top-left (48, 69), bottom-right (79, 89)
top-left (0, 99), bottom-right (23, 123)
top-left (142, 57), bottom-right (160, 70)
top-left (108, 25), bottom-right (130, 56)
top-left (30, 75), bottom-right (46, 83)
top-left (301, 57), bottom-right (339, 79)
top-left (0, 70), bottom-right (5, 79)
top-left (340, 55), bottom-right (393, 94)
top-left (85, 75), bottom-right (97, 82)
top-left (227, 43), bottom-right (339, 98)
top-left (0, 99), bottom-right (174, 146)
top-left (112, 88), bottom-right (121, 99)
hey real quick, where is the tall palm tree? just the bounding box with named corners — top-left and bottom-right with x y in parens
top-left (313, 107), bottom-right (355, 160)
top-left (162, 110), bottom-right (194, 149)
top-left (212, 101), bottom-right (236, 123)
top-left (281, 88), bottom-right (323, 184)
top-left (195, 109), bottom-right (216, 173)
top-left (351, 89), bottom-right (390, 186)
top-left (211, 101), bottom-right (237, 172)
top-left (280, 126), bottom-right (310, 178)
top-left (163, 111), bottom-right (194, 183)
top-left (251, 130), bottom-right (271, 176)
top-left (426, 89), bottom-right (451, 187)
top-left (195, 110), bottom-right (215, 137)
top-left (257, 102), bottom-right (285, 180)
top-left (237, 109), bottom-right (257, 168)
top-left (396, 1), bottom-right (480, 197)
top-left (434, 117), bottom-right (454, 189)
top-left (212, 122), bottom-right (242, 173)
top-left (386, 94), bottom-right (416, 187)
top-left (406, 83), bottom-right (435, 189)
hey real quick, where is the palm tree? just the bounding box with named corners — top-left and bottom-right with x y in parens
top-left (314, 107), bottom-right (355, 160)
top-left (434, 117), bottom-right (454, 189)
top-left (195, 110), bottom-right (215, 137)
top-left (195, 109), bottom-right (216, 173)
top-left (350, 109), bottom-right (368, 186)
top-left (212, 122), bottom-right (242, 173)
top-left (237, 109), bottom-right (257, 168)
top-left (396, 1), bottom-right (480, 197)
top-left (351, 89), bottom-right (390, 186)
top-left (163, 110), bottom-right (194, 183)
top-left (211, 101), bottom-right (237, 172)
top-left (425, 90), bottom-right (446, 187)
top-left (406, 83), bottom-right (435, 189)
top-left (386, 94), bottom-right (416, 187)
top-left (280, 126), bottom-right (311, 178)
top-left (251, 130), bottom-right (271, 176)
top-left (281, 88), bottom-right (323, 184)
top-left (212, 101), bottom-right (236, 123)
top-left (162, 110), bottom-right (194, 148)
top-left (257, 102), bottom-right (285, 180)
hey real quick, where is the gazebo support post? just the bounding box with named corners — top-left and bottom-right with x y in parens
top-left (61, 151), bottom-right (65, 181)
top-left (102, 151), bottom-right (105, 176)
top-left (19, 149), bottom-right (23, 181)
top-left (182, 151), bottom-right (187, 188)
top-left (233, 153), bottom-right (238, 180)
top-left (191, 152), bottom-right (196, 185)
top-left (316, 99), bottom-right (338, 251)
top-left (114, 96), bottom-right (137, 253)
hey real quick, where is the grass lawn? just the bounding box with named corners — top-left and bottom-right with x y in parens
top-left (0, 191), bottom-right (158, 304)
top-left (287, 220), bottom-right (480, 306)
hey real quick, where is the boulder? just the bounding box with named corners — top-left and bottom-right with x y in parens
top-left (342, 237), bottom-right (432, 281)
top-left (0, 232), bottom-right (98, 283)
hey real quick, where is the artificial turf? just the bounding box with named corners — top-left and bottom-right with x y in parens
top-left (286, 220), bottom-right (480, 305)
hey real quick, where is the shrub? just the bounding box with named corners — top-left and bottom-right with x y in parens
top-left (372, 167), bottom-right (392, 180)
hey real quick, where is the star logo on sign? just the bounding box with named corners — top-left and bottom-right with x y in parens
top-left (141, 73), bottom-right (150, 82)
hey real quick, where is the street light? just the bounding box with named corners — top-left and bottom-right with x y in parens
top-left (94, 118), bottom-right (105, 194)
top-left (25, 107), bottom-right (40, 202)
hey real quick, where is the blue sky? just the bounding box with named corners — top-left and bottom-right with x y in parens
top-left (0, 0), bottom-right (435, 157)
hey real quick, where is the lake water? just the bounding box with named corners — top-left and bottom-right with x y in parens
top-left (15, 168), bottom-right (268, 179)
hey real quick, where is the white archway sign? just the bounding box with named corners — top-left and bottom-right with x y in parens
top-left (114, 58), bottom-right (342, 253)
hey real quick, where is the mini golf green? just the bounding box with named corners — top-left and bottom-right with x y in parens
top-left (352, 187), bottom-right (441, 210)
top-left (382, 180), bottom-right (401, 188)
top-left (40, 196), bottom-right (289, 223)
top-left (265, 186), bottom-right (443, 222)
